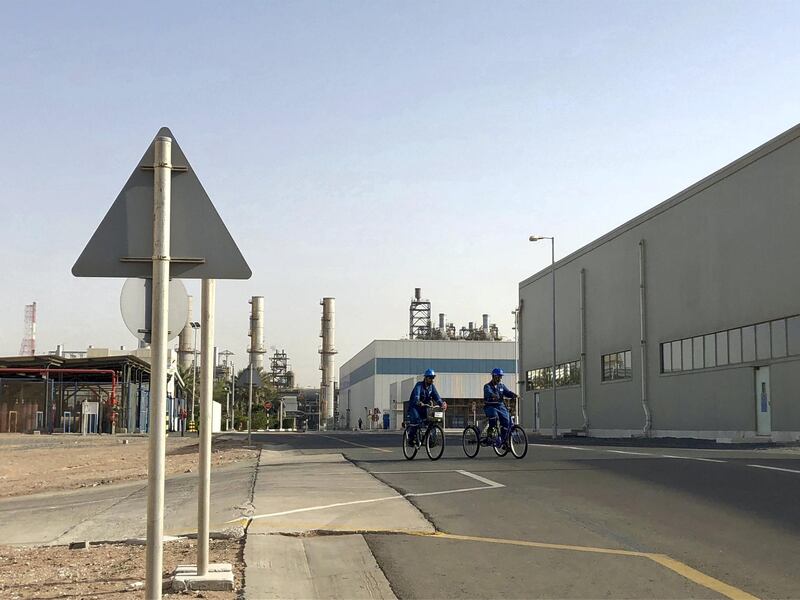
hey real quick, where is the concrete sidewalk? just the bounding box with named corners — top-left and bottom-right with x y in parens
top-left (242, 450), bottom-right (433, 599)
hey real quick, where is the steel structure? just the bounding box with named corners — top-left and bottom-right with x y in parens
top-left (409, 288), bottom-right (432, 339)
top-left (19, 302), bottom-right (36, 356)
top-left (269, 349), bottom-right (291, 389)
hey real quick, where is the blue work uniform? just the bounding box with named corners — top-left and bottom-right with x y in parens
top-left (483, 380), bottom-right (516, 432)
top-left (406, 381), bottom-right (443, 437)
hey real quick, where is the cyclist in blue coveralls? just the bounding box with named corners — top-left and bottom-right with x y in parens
top-left (484, 368), bottom-right (517, 440)
top-left (406, 368), bottom-right (447, 445)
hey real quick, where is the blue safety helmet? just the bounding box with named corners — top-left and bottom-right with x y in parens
top-left (424, 368), bottom-right (436, 378)
top-left (491, 368), bottom-right (504, 377)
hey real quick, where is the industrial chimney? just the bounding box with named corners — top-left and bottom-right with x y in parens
top-left (249, 296), bottom-right (266, 371)
top-left (482, 314), bottom-right (489, 331)
top-left (319, 297), bottom-right (337, 427)
top-left (177, 295), bottom-right (194, 371)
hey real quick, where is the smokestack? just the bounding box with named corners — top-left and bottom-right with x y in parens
top-left (177, 295), bottom-right (194, 371)
top-left (319, 297), bottom-right (337, 426)
top-left (439, 313), bottom-right (445, 330)
top-left (482, 314), bottom-right (489, 330)
top-left (56, 344), bottom-right (64, 357)
top-left (469, 321), bottom-right (474, 331)
top-left (415, 287), bottom-right (421, 300)
top-left (249, 296), bottom-right (266, 371)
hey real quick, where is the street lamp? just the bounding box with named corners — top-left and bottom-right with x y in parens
top-left (529, 235), bottom-right (557, 439)
top-left (190, 321), bottom-right (200, 424)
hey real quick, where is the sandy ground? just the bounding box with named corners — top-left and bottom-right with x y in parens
top-left (0, 538), bottom-right (243, 599)
top-left (0, 434), bottom-right (258, 498)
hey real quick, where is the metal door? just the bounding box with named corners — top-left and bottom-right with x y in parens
top-left (755, 367), bottom-right (771, 436)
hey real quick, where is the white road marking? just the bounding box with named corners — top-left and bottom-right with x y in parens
top-left (314, 434), bottom-right (393, 453)
top-left (455, 470), bottom-right (504, 488)
top-left (747, 464), bottom-right (800, 474)
top-left (539, 445), bottom-right (594, 451)
top-left (606, 450), bottom-right (655, 456)
top-left (238, 470), bottom-right (503, 523)
top-left (661, 455), bottom-right (727, 463)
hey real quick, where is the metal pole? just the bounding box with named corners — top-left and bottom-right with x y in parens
top-left (247, 363), bottom-right (253, 446)
top-left (197, 278), bottom-right (215, 575)
top-left (145, 135), bottom-right (172, 600)
top-left (551, 237), bottom-right (558, 440)
top-left (230, 360), bottom-right (234, 431)
top-left (191, 327), bottom-right (198, 424)
top-left (514, 308), bottom-right (519, 423)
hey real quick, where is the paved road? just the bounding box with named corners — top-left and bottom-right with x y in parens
top-left (0, 459), bottom-right (257, 545)
top-left (250, 431), bottom-right (800, 599)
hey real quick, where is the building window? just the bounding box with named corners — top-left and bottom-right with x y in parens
top-left (601, 350), bottom-right (632, 381)
top-left (704, 334), bottom-right (716, 368)
top-left (788, 316), bottom-right (800, 356)
top-left (660, 314), bottom-right (800, 374)
top-left (716, 331), bottom-right (729, 366)
top-left (526, 360), bottom-right (581, 390)
top-left (771, 319), bottom-right (787, 358)
top-left (729, 329), bottom-right (742, 364)
top-left (741, 325), bottom-right (756, 363)
top-left (662, 343), bottom-right (672, 372)
top-left (692, 336), bottom-right (704, 370)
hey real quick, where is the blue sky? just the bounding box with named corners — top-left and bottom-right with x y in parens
top-left (1, 1), bottom-right (799, 385)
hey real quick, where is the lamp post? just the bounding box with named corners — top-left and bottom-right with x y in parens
top-left (529, 235), bottom-right (557, 439)
top-left (189, 321), bottom-right (200, 424)
top-left (512, 308), bottom-right (520, 424)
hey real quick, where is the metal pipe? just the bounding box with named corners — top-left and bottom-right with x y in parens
top-left (579, 268), bottom-right (588, 431)
top-left (197, 278), bottom-right (215, 575)
top-left (145, 135), bottom-right (171, 600)
top-left (639, 240), bottom-right (651, 436)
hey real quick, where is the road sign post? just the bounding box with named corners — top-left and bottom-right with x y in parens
top-left (73, 128), bottom-right (250, 597)
top-left (197, 278), bottom-right (215, 576)
top-left (144, 135), bottom-right (172, 599)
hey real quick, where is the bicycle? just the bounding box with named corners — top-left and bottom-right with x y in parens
top-left (461, 406), bottom-right (527, 459)
top-left (402, 403), bottom-right (446, 460)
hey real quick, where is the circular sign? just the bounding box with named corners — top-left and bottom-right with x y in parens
top-left (120, 278), bottom-right (189, 343)
top-left (264, 402), bottom-right (273, 410)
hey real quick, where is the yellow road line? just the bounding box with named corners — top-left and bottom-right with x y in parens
top-left (414, 531), bottom-right (759, 600)
top-left (646, 553), bottom-right (760, 600)
top-left (421, 531), bottom-right (645, 557)
top-left (315, 434), bottom-right (393, 453)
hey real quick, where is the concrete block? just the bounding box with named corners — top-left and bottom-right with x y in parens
top-left (171, 563), bottom-right (234, 592)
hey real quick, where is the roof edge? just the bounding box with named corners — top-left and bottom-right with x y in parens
top-left (519, 121), bottom-right (800, 289)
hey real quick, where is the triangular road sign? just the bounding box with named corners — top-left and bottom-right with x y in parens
top-left (73, 127), bottom-right (251, 279)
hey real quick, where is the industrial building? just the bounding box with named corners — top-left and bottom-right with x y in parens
top-left (518, 123), bottom-right (800, 442)
top-left (0, 354), bottom-right (152, 434)
top-left (339, 339), bottom-right (516, 430)
top-left (338, 288), bottom-right (516, 429)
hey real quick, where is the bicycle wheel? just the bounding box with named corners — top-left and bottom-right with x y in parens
top-left (425, 424), bottom-right (445, 460)
top-left (402, 428), bottom-right (419, 460)
top-left (509, 424), bottom-right (528, 459)
top-left (493, 429), bottom-right (509, 457)
top-left (462, 426), bottom-right (480, 458)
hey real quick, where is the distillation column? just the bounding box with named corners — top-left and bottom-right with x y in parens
top-left (177, 295), bottom-right (194, 371)
top-left (249, 296), bottom-right (266, 371)
top-left (319, 297), bottom-right (337, 428)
